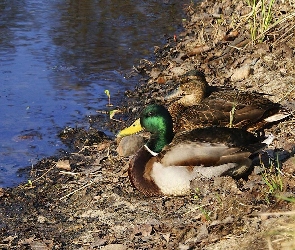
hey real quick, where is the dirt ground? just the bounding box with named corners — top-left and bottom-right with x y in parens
top-left (1, 0), bottom-right (295, 249)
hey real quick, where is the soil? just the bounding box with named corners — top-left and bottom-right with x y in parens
top-left (1, 0), bottom-right (295, 249)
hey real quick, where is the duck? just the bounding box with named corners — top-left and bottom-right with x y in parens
top-left (165, 70), bottom-right (209, 108)
top-left (165, 71), bottom-right (286, 132)
top-left (170, 89), bottom-right (286, 132)
top-left (119, 104), bottom-right (271, 196)
top-left (122, 71), bottom-right (287, 137)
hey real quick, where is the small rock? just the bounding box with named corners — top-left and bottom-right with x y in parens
top-left (253, 165), bottom-right (265, 175)
top-left (170, 66), bottom-right (188, 76)
top-left (100, 244), bottom-right (126, 250)
top-left (117, 134), bottom-right (145, 157)
top-left (178, 243), bottom-right (190, 250)
top-left (169, 62), bottom-right (195, 76)
top-left (231, 65), bottom-right (251, 82)
top-left (196, 224), bottom-right (208, 241)
top-left (55, 160), bottom-right (71, 171)
top-left (37, 215), bottom-right (47, 224)
top-left (150, 68), bottom-right (161, 79)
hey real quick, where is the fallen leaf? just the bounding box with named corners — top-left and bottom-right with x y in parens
top-left (187, 45), bottom-right (210, 56)
top-left (133, 224), bottom-right (153, 237)
top-left (162, 233), bottom-right (170, 242)
top-left (223, 30), bottom-right (239, 41)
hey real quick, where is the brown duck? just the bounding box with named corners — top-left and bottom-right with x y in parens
top-left (166, 71), bottom-right (287, 132)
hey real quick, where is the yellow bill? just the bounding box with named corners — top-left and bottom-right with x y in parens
top-left (117, 118), bottom-right (143, 137)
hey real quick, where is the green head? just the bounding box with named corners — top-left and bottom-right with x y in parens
top-left (140, 104), bottom-right (174, 153)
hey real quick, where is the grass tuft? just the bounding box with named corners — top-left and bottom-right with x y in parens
top-left (245, 0), bottom-right (276, 42)
top-left (260, 153), bottom-right (284, 203)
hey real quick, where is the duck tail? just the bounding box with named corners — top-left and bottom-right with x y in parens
top-left (263, 112), bottom-right (291, 123)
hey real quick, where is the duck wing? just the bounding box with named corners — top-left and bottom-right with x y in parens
top-left (174, 102), bottom-right (267, 131)
top-left (158, 127), bottom-right (266, 179)
top-left (159, 141), bottom-right (251, 167)
top-left (171, 90), bottom-right (281, 132)
top-left (174, 127), bottom-right (262, 145)
top-left (128, 146), bottom-right (163, 196)
top-left (166, 127), bottom-right (266, 161)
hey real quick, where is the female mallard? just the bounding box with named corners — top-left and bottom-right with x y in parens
top-left (124, 72), bottom-right (286, 137)
top-left (120, 104), bottom-right (270, 196)
top-left (166, 79), bottom-right (285, 132)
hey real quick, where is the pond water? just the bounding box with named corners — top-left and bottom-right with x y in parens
top-left (0, 0), bottom-right (193, 187)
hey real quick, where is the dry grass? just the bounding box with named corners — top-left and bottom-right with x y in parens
top-left (265, 214), bottom-right (295, 250)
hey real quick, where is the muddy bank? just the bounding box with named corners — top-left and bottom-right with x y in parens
top-left (1, 0), bottom-right (295, 249)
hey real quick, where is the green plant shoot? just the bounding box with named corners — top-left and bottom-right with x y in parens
top-left (104, 89), bottom-right (113, 106)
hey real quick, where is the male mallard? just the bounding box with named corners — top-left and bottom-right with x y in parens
top-left (120, 104), bottom-right (270, 196)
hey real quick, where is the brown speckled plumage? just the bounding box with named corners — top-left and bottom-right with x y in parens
top-left (167, 75), bottom-right (281, 133)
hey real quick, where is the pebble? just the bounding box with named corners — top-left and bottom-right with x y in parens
top-left (100, 244), bottom-right (126, 250)
top-left (55, 160), bottom-right (71, 171)
top-left (231, 64), bottom-right (251, 81)
top-left (169, 66), bottom-right (188, 76)
top-left (37, 215), bottom-right (47, 224)
top-left (117, 134), bottom-right (145, 157)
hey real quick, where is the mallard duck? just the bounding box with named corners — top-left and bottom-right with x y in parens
top-left (166, 76), bottom-right (286, 132)
top-left (120, 104), bottom-right (270, 196)
top-left (123, 72), bottom-right (286, 136)
top-left (165, 70), bottom-right (209, 107)
top-left (171, 90), bottom-right (286, 132)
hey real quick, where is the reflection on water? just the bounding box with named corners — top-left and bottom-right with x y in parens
top-left (0, 0), bottom-right (192, 187)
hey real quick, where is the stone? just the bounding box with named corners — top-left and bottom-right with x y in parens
top-left (117, 134), bottom-right (145, 157)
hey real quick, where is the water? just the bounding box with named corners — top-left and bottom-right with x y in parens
top-left (0, 0), bottom-right (193, 187)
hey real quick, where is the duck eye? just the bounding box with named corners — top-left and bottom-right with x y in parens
top-left (147, 111), bottom-right (153, 117)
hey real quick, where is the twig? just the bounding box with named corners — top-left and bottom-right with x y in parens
top-left (253, 211), bottom-right (295, 217)
top-left (20, 164), bottom-right (56, 188)
top-left (59, 181), bottom-right (94, 200)
top-left (267, 236), bottom-right (274, 250)
top-left (277, 85), bottom-right (295, 102)
top-left (59, 171), bottom-right (80, 176)
top-left (272, 23), bottom-right (295, 46)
